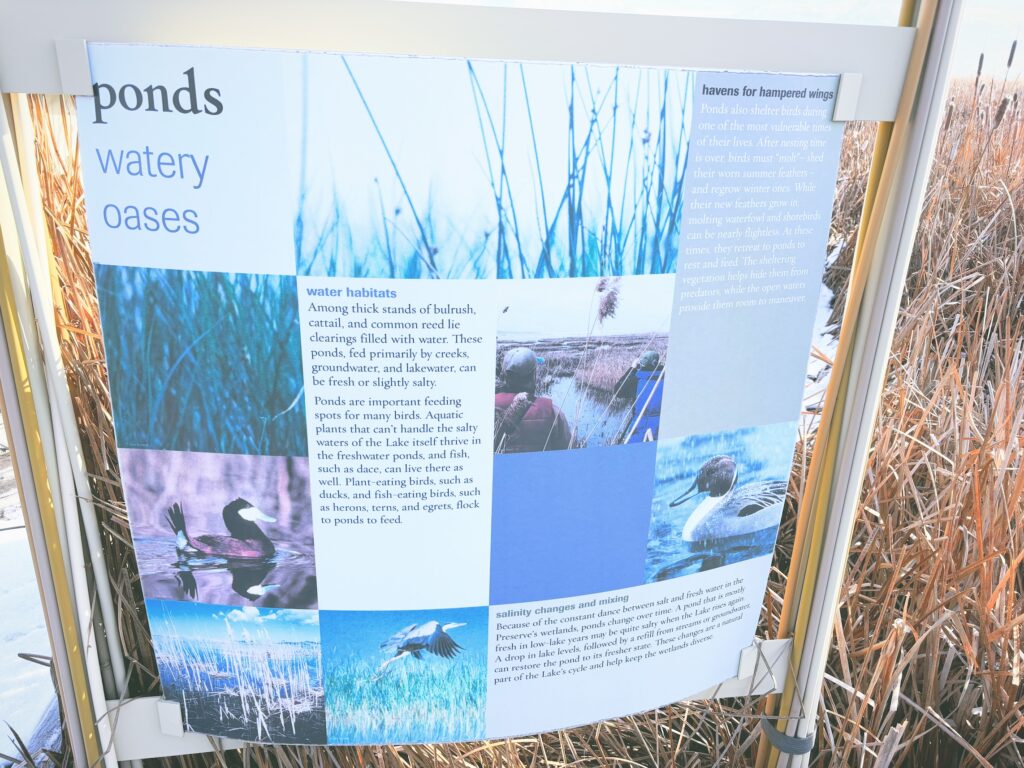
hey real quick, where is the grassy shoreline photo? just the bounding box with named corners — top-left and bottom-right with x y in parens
top-left (147, 600), bottom-right (326, 744)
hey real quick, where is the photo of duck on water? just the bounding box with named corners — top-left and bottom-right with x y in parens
top-left (121, 449), bottom-right (318, 609)
top-left (670, 456), bottom-right (788, 542)
top-left (167, 498), bottom-right (277, 558)
top-left (644, 421), bottom-right (798, 583)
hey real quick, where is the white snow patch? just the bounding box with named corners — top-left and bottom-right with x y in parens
top-left (0, 447), bottom-right (55, 754)
top-left (0, 453), bottom-right (23, 532)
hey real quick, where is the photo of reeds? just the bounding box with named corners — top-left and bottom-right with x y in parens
top-left (121, 449), bottom-right (317, 609)
top-left (322, 607), bottom-right (487, 744)
top-left (146, 599), bottom-right (326, 744)
top-left (645, 422), bottom-right (797, 583)
top-left (296, 55), bottom-right (692, 279)
top-left (94, 265), bottom-right (307, 456)
top-left (495, 274), bottom-right (672, 451)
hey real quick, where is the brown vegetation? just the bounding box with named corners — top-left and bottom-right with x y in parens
top-left (18, 66), bottom-right (1024, 766)
top-left (497, 335), bottom-right (668, 395)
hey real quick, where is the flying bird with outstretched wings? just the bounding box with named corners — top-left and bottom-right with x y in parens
top-left (372, 620), bottom-right (466, 679)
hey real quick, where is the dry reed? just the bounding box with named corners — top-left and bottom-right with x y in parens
top-left (18, 62), bottom-right (1024, 765)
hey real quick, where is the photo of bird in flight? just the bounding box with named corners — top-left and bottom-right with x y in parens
top-left (322, 606), bottom-right (486, 742)
top-left (372, 620), bottom-right (466, 680)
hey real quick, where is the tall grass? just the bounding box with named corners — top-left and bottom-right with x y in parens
top-left (324, 654), bottom-right (486, 744)
top-left (95, 266), bottom-right (307, 457)
top-left (22, 50), bottom-right (1024, 765)
top-left (149, 602), bottom-right (325, 744)
top-left (297, 59), bottom-right (692, 279)
top-left (805, 73), bottom-right (1024, 767)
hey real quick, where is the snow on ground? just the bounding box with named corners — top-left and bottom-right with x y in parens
top-left (0, 449), bottom-right (55, 756)
top-left (0, 451), bottom-right (22, 531)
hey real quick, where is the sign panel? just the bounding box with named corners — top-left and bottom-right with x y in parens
top-left (78, 43), bottom-right (843, 745)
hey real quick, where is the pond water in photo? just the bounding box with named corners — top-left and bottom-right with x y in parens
top-left (545, 375), bottom-right (632, 447)
top-left (148, 599), bottom-right (326, 744)
top-left (159, 639), bottom-right (326, 744)
top-left (644, 422), bottom-right (798, 583)
top-left (135, 535), bottom-right (318, 609)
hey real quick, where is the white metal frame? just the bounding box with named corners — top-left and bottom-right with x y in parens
top-left (1, 1), bottom-right (914, 119)
top-left (0, 0), bottom-right (957, 762)
top-left (771, 1), bottom-right (963, 765)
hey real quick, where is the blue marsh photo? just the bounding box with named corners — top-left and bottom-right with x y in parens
top-left (322, 607), bottom-right (487, 744)
top-left (147, 599), bottom-right (325, 744)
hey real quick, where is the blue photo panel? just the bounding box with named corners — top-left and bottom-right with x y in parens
top-left (296, 55), bottom-right (694, 279)
top-left (494, 274), bottom-right (674, 454)
top-left (146, 599), bottom-right (326, 744)
top-left (94, 264), bottom-right (307, 457)
top-left (322, 607), bottom-right (487, 744)
top-left (123, 449), bottom-right (317, 609)
top-left (645, 421), bottom-right (798, 583)
top-left (490, 443), bottom-right (656, 604)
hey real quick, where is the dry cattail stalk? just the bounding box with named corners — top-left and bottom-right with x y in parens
top-left (494, 391), bottom-right (533, 450)
top-left (598, 279), bottom-right (620, 323)
top-left (994, 97), bottom-right (1009, 128)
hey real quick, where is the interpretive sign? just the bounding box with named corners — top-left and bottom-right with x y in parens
top-left (78, 43), bottom-right (843, 744)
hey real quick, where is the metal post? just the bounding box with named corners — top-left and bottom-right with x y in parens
top-left (758, 0), bottom-right (964, 765)
top-left (1, 93), bottom-right (121, 767)
top-left (0, 116), bottom-right (95, 768)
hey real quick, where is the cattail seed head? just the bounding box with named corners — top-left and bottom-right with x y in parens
top-left (598, 281), bottom-right (620, 323)
top-left (1009, 40), bottom-right (1017, 69)
top-left (995, 97), bottom-right (1008, 128)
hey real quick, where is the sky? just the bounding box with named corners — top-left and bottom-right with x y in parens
top-left (669, 0), bottom-right (1022, 77)
top-left (403, 0), bottom-right (1022, 79)
top-left (147, 600), bottom-right (321, 644)
top-left (498, 274), bottom-right (676, 339)
top-left (303, 55), bottom-right (691, 278)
